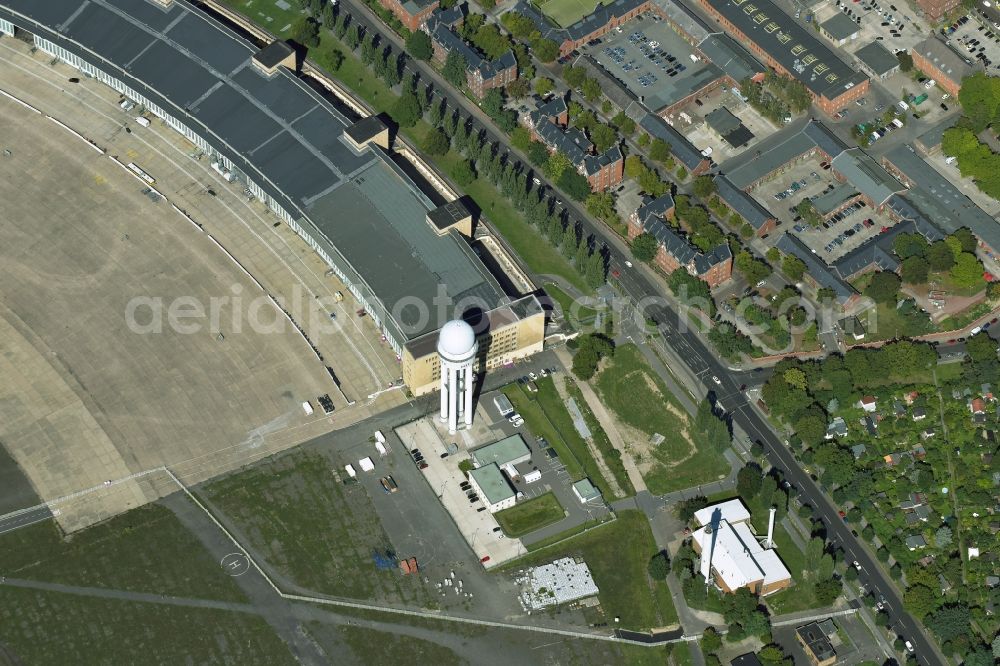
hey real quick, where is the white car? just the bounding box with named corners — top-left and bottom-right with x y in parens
top-left (624, 260), bottom-right (633, 268)
top-left (510, 416), bottom-right (524, 427)
top-left (711, 375), bottom-right (722, 385)
top-left (528, 372), bottom-right (538, 381)
top-left (853, 560), bottom-right (862, 571)
top-left (904, 640), bottom-right (914, 653)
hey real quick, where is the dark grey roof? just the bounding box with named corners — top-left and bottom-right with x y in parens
top-left (884, 196), bottom-right (947, 241)
top-left (636, 195), bottom-right (730, 272)
top-left (714, 175), bottom-right (773, 229)
top-left (913, 36), bottom-right (979, 82)
top-left (536, 95), bottom-right (568, 119)
top-left (435, 5), bottom-right (465, 27)
top-left (812, 183), bottom-right (858, 216)
top-left (776, 233), bottom-right (856, 303)
top-left (832, 217), bottom-right (944, 278)
top-left (795, 622), bottom-right (836, 663)
top-left (854, 40), bottom-right (900, 76)
top-left (730, 653), bottom-right (763, 666)
top-left (344, 115), bottom-right (388, 144)
top-left (831, 149), bottom-right (902, 205)
top-left (706, 106), bottom-right (742, 135)
top-left (884, 144), bottom-right (1000, 252)
top-left (639, 112), bottom-right (706, 170)
top-left (916, 117), bottom-right (953, 150)
top-left (428, 199), bottom-right (471, 230)
top-left (698, 33), bottom-right (766, 83)
top-left (2, 0), bottom-right (508, 343)
top-left (722, 119), bottom-right (846, 189)
top-left (253, 40), bottom-right (294, 69)
top-left (821, 13), bottom-right (860, 40)
top-left (427, 17), bottom-right (515, 82)
top-left (532, 115), bottom-right (591, 164)
top-left (701, 0), bottom-right (868, 100)
top-left (722, 125), bottom-right (754, 148)
top-left (583, 145), bottom-right (623, 176)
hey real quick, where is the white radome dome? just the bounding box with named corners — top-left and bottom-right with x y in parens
top-left (437, 319), bottom-right (476, 359)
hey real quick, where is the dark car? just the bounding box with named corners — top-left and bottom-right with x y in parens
top-left (941, 103), bottom-right (949, 111)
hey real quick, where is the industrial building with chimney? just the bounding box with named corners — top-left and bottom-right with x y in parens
top-left (691, 499), bottom-right (792, 595)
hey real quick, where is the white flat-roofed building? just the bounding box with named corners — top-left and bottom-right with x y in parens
top-left (691, 500), bottom-right (792, 595)
top-left (517, 557), bottom-right (599, 610)
top-left (694, 498), bottom-right (751, 526)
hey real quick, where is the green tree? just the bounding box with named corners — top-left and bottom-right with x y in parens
top-left (291, 17), bottom-right (321, 48)
top-left (586, 192), bottom-right (617, 224)
top-left (966, 332), bottom-right (998, 362)
top-left (647, 551), bottom-right (670, 580)
top-left (544, 151), bottom-right (572, 181)
top-left (405, 30), bottom-right (433, 60)
top-left (442, 50), bottom-right (468, 88)
top-left (927, 240), bottom-right (957, 271)
top-left (533, 37), bottom-right (559, 63)
top-left (557, 168), bottom-right (592, 201)
top-left (737, 463), bottom-right (763, 498)
top-left (590, 124), bottom-right (618, 153)
top-left (344, 24), bottom-right (361, 50)
top-left (534, 77), bottom-right (555, 96)
top-left (814, 578), bottom-right (842, 606)
top-left (449, 159), bottom-right (475, 186)
top-left (864, 271), bottom-right (901, 304)
top-left (571, 333), bottom-right (614, 380)
top-left (782, 255), bottom-right (806, 281)
top-left (391, 90), bottom-right (422, 128)
top-left (581, 77), bottom-right (602, 102)
top-left (692, 175), bottom-right (717, 199)
top-left (901, 256), bottom-right (929, 284)
top-left (935, 525), bottom-right (953, 548)
top-left (702, 626), bottom-right (723, 654)
top-left (649, 138), bottom-right (671, 162)
top-left (631, 232), bottom-right (659, 263)
top-left (893, 232), bottom-right (930, 259)
top-left (903, 583), bottom-right (938, 619)
top-left (420, 127), bottom-right (450, 155)
top-left (950, 252), bottom-right (984, 289)
top-left (927, 603), bottom-right (970, 642)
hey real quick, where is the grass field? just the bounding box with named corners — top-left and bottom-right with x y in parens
top-left (315, 623), bottom-right (466, 665)
top-left (504, 377), bottom-right (626, 498)
top-left (0, 503), bottom-right (245, 602)
top-left (594, 345), bottom-right (728, 494)
top-left (0, 587), bottom-right (292, 664)
top-left (503, 510), bottom-right (678, 630)
top-left (202, 450), bottom-right (430, 605)
top-left (539, 0), bottom-right (615, 28)
top-left (544, 283), bottom-right (602, 331)
top-left (495, 492), bottom-right (566, 536)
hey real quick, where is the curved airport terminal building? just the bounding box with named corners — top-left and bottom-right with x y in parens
top-left (0, 0), bottom-right (544, 395)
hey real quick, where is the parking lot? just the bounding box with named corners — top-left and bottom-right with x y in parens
top-left (585, 13), bottom-right (721, 113)
top-left (942, 13), bottom-right (1000, 74)
top-left (827, 0), bottom-right (925, 56)
top-left (750, 159), bottom-right (897, 262)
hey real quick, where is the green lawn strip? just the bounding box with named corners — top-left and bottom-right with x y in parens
top-left (504, 384), bottom-right (585, 480)
top-left (671, 639), bottom-right (699, 666)
top-left (544, 283), bottom-right (601, 329)
top-left (524, 516), bottom-right (613, 551)
top-left (202, 451), bottom-right (428, 604)
top-left (533, 376), bottom-right (617, 496)
top-left (0, 503), bottom-right (245, 602)
top-left (641, 447), bottom-right (730, 495)
top-left (499, 511), bottom-right (676, 631)
top-left (0, 587), bottom-right (293, 664)
top-left (563, 380), bottom-right (635, 497)
top-left (594, 345), bottom-right (728, 494)
top-left (494, 492), bottom-right (566, 537)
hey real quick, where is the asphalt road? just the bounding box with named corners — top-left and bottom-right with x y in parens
top-left (0, 506), bottom-right (52, 536)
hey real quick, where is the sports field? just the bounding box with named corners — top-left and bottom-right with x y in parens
top-left (538, 0), bottom-right (614, 29)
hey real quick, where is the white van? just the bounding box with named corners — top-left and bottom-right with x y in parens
top-left (135, 116), bottom-right (150, 128)
top-left (301, 401), bottom-right (314, 415)
top-left (119, 99), bottom-right (135, 112)
top-left (945, 155), bottom-right (957, 165)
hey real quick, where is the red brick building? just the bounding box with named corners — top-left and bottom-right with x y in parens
top-left (696, 0), bottom-right (869, 115)
top-left (426, 18), bottom-right (517, 99)
top-left (911, 36), bottom-right (978, 99)
top-left (626, 194), bottom-right (733, 287)
top-left (378, 0), bottom-right (439, 32)
top-left (914, 0), bottom-right (960, 23)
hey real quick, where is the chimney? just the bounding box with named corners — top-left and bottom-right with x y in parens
top-left (765, 506), bottom-right (776, 549)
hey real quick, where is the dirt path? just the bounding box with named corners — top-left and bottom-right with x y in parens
top-left (553, 349), bottom-right (647, 493)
